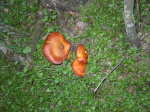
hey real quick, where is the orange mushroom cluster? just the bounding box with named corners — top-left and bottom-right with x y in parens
top-left (43, 32), bottom-right (71, 64)
top-left (43, 32), bottom-right (88, 77)
top-left (72, 44), bottom-right (88, 77)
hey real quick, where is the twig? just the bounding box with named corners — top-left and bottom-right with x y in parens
top-left (94, 56), bottom-right (127, 93)
top-left (94, 33), bottom-right (150, 93)
top-left (136, 0), bottom-right (141, 21)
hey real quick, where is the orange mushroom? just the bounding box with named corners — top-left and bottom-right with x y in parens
top-left (43, 32), bottom-right (71, 64)
top-left (72, 58), bottom-right (87, 77)
top-left (72, 44), bottom-right (88, 77)
top-left (76, 44), bottom-right (88, 63)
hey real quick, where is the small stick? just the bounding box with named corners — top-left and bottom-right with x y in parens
top-left (94, 56), bottom-right (127, 93)
top-left (136, 0), bottom-right (141, 21)
top-left (94, 33), bottom-right (150, 93)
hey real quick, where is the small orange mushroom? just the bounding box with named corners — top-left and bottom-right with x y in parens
top-left (76, 44), bottom-right (88, 63)
top-left (72, 58), bottom-right (87, 77)
top-left (43, 32), bottom-right (71, 64)
top-left (72, 44), bottom-right (88, 77)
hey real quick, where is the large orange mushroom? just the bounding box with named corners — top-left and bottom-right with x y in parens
top-left (72, 44), bottom-right (88, 77)
top-left (43, 32), bottom-right (71, 64)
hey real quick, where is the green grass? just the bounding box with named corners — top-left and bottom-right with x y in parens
top-left (0, 0), bottom-right (150, 111)
top-left (0, 0), bottom-right (39, 53)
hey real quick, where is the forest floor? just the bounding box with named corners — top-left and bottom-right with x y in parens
top-left (0, 0), bottom-right (150, 111)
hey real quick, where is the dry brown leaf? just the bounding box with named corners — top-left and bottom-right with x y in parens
top-left (69, 11), bottom-right (79, 16)
top-left (4, 8), bottom-right (9, 13)
top-left (74, 21), bottom-right (87, 35)
top-left (129, 85), bottom-right (136, 94)
top-left (118, 75), bottom-right (126, 80)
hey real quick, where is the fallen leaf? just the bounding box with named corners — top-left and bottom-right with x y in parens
top-left (117, 97), bottom-right (124, 102)
top-left (91, 74), bottom-right (97, 77)
top-left (69, 11), bottom-right (79, 16)
top-left (74, 21), bottom-right (87, 35)
top-left (50, 105), bottom-right (54, 109)
top-left (4, 8), bottom-right (9, 13)
top-left (118, 75), bottom-right (126, 80)
top-left (129, 85), bottom-right (136, 96)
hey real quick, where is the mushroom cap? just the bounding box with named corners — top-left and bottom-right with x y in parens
top-left (43, 32), bottom-right (71, 64)
top-left (72, 44), bottom-right (88, 77)
top-left (72, 58), bottom-right (86, 77)
top-left (76, 44), bottom-right (88, 63)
